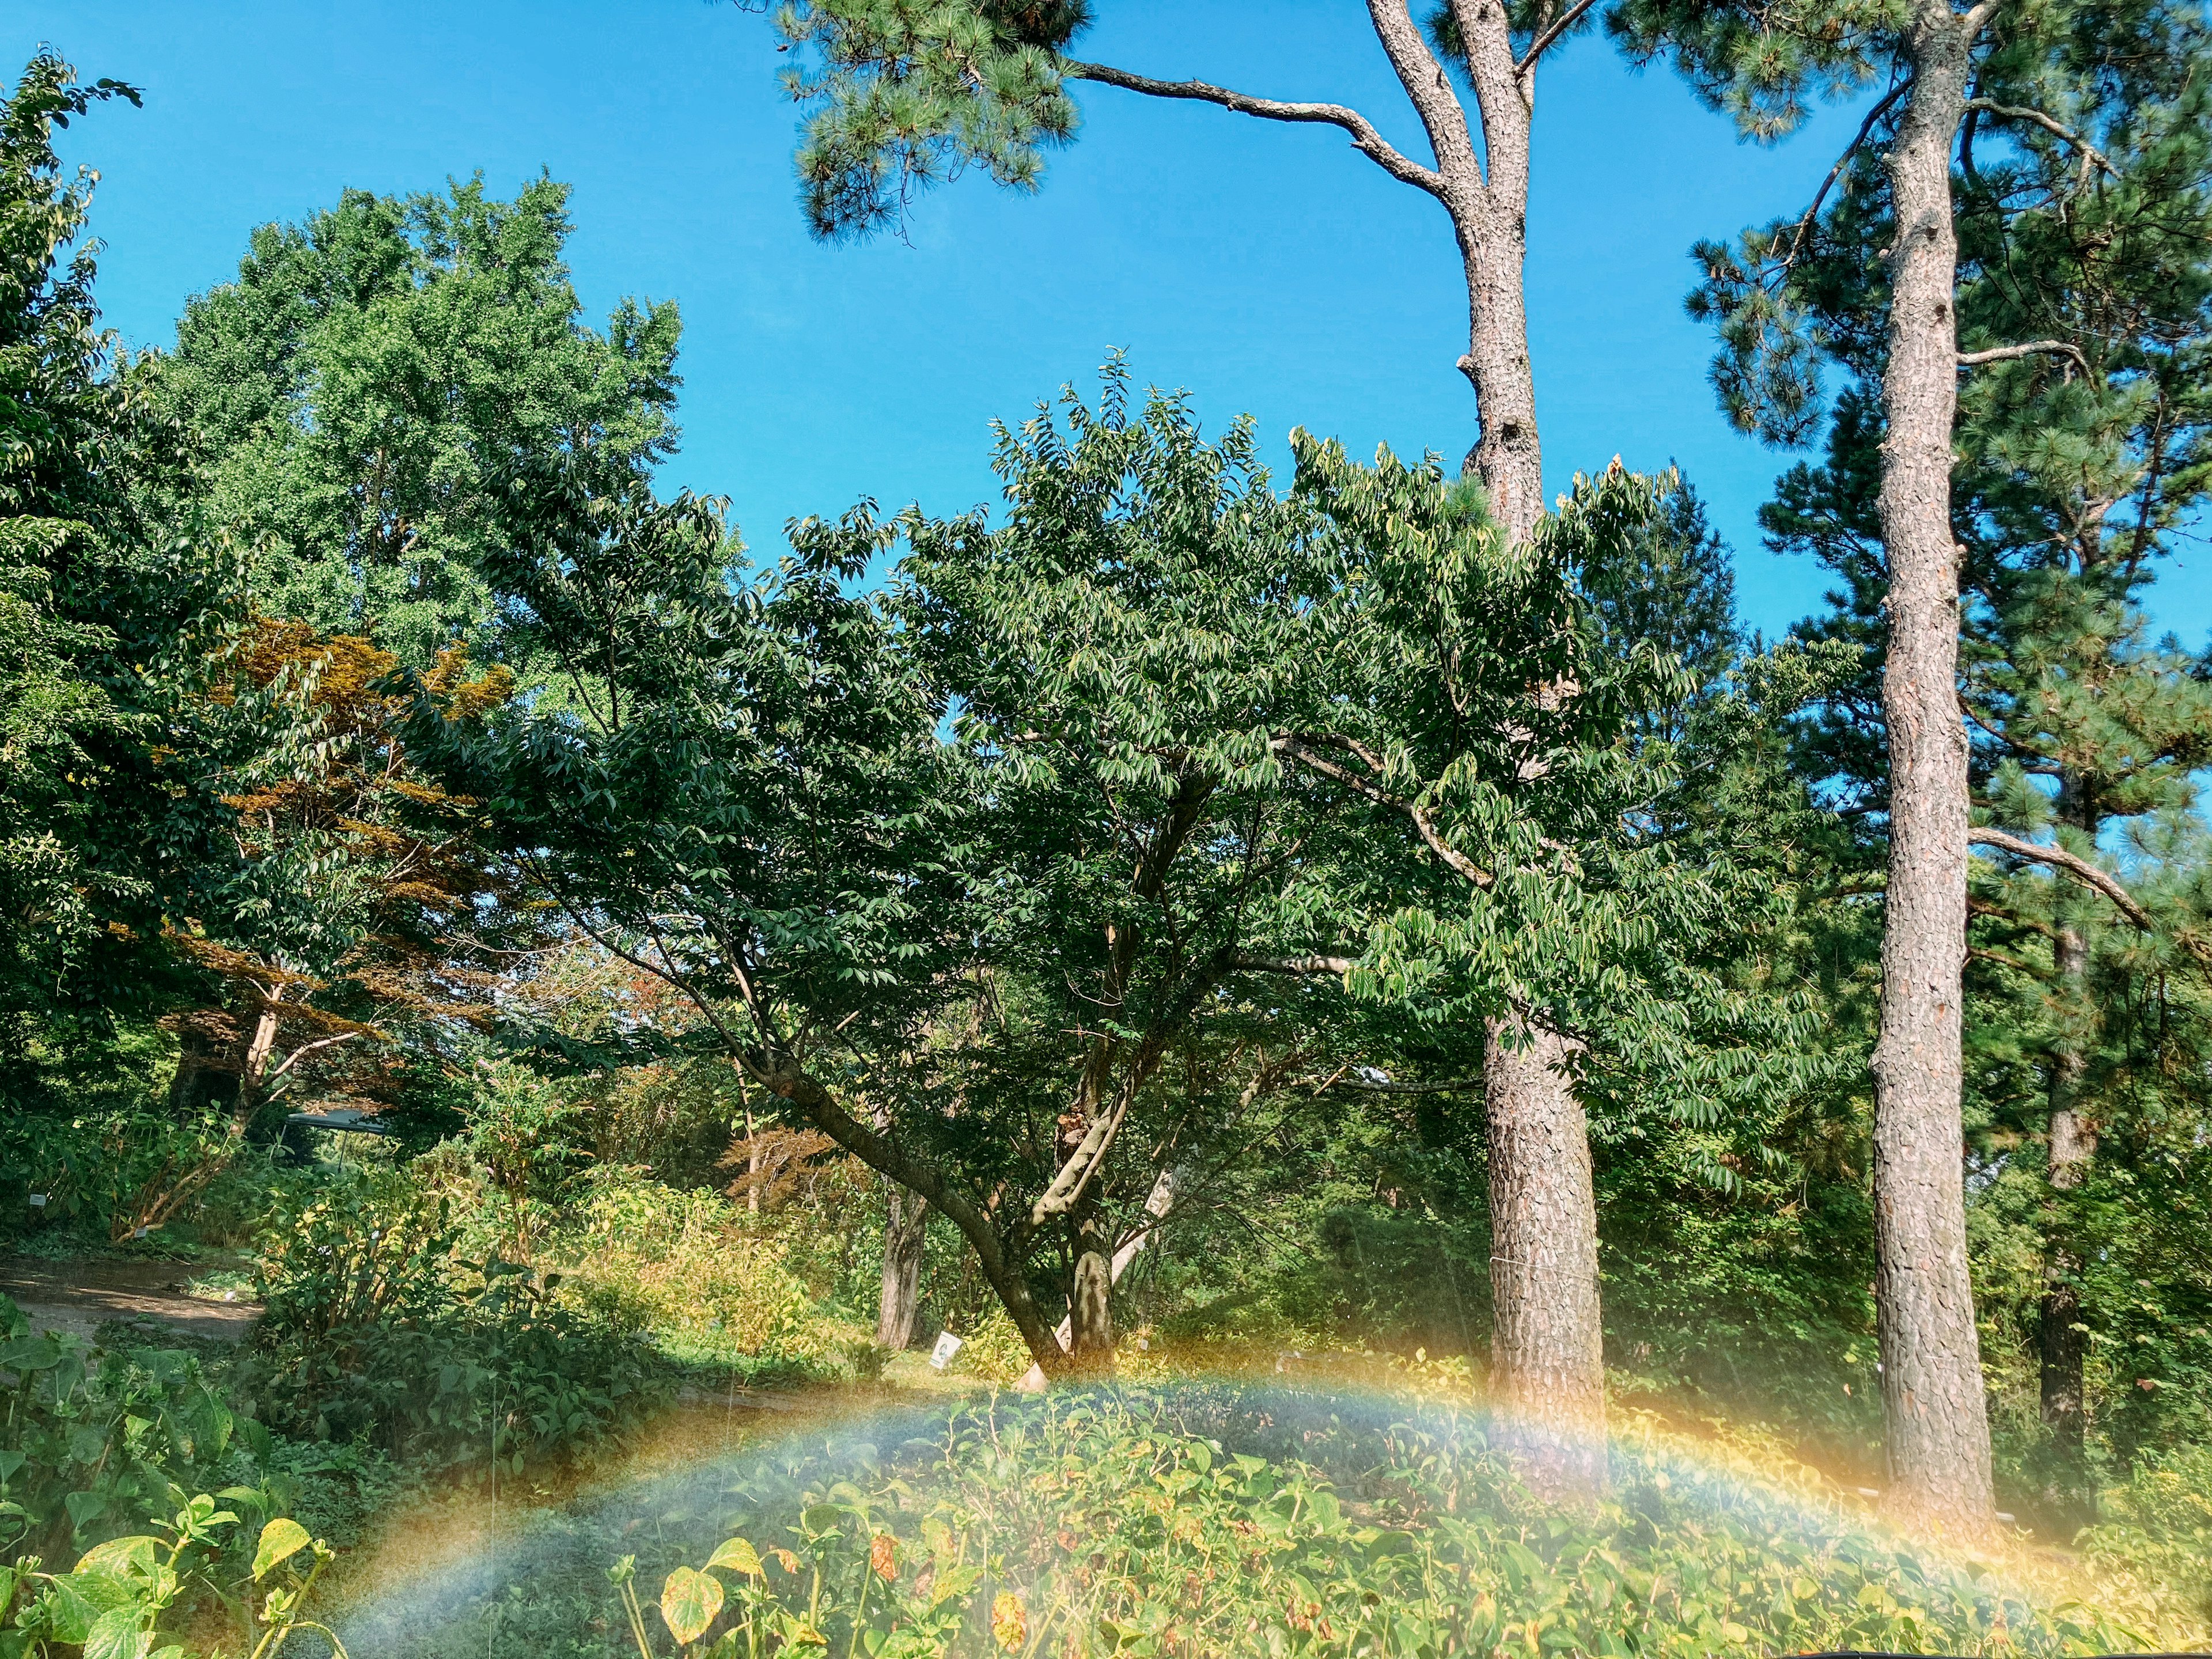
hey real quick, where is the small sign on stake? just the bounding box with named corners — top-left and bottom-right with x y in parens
top-left (929, 1331), bottom-right (964, 1371)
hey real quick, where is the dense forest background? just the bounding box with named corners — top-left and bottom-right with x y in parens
top-left (3, 2), bottom-right (2211, 1646)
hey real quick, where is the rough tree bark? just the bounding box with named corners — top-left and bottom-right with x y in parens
top-left (1368, 1), bottom-right (1608, 1462)
top-left (877, 1185), bottom-right (929, 1349)
top-left (1870, 0), bottom-right (1999, 1531)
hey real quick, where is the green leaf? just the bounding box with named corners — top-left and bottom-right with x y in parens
top-left (47, 1569), bottom-right (137, 1644)
top-left (80, 1607), bottom-right (151, 1659)
top-left (75, 1537), bottom-right (157, 1580)
top-left (705, 1536), bottom-right (764, 1577)
top-left (253, 1517), bottom-right (311, 1580)
top-left (660, 1565), bottom-right (724, 1646)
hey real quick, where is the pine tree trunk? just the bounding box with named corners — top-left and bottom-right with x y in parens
top-left (1454, 64), bottom-right (1608, 1469)
top-left (2040, 919), bottom-right (2093, 1516)
top-left (1870, 0), bottom-right (1995, 1531)
top-left (1485, 1013), bottom-right (1606, 1475)
top-left (877, 1185), bottom-right (928, 1349)
top-left (1369, 0), bottom-right (1610, 1465)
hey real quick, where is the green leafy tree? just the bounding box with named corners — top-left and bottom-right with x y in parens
top-left (0, 51), bottom-right (238, 1090)
top-left (157, 175), bottom-right (681, 666)
top-left (750, 0), bottom-right (1650, 1424)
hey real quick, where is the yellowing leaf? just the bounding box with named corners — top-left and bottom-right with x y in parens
top-left (991, 1589), bottom-right (1027, 1652)
top-left (660, 1564), bottom-right (724, 1646)
top-left (253, 1517), bottom-right (311, 1581)
top-left (705, 1536), bottom-right (764, 1578)
top-left (74, 1536), bottom-right (157, 1580)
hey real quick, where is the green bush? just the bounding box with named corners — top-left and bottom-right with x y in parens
top-left (2079, 1441), bottom-right (2212, 1625)
top-left (241, 1170), bottom-right (666, 1472)
top-left (0, 1296), bottom-right (258, 1566)
top-left (348, 1387), bottom-right (2145, 1659)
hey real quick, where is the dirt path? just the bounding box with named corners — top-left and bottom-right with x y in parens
top-left (0, 1256), bottom-right (260, 1347)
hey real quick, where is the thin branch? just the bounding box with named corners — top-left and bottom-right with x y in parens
top-left (1963, 99), bottom-right (2116, 177)
top-left (1959, 339), bottom-right (2090, 373)
top-left (1302, 1073), bottom-right (1485, 1095)
top-left (1783, 79), bottom-right (1912, 270)
top-left (263, 1030), bottom-right (362, 1084)
top-left (1063, 60), bottom-right (1447, 197)
top-left (1275, 733), bottom-right (1497, 888)
top-left (1515, 0), bottom-right (1602, 77)
top-left (1967, 944), bottom-right (2047, 978)
top-left (1965, 828), bottom-right (2212, 969)
top-left (1233, 952), bottom-right (1357, 976)
top-left (1969, 827), bottom-right (2150, 926)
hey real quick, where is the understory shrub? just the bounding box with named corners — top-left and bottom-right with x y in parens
top-left (343, 1387), bottom-right (2149, 1659)
top-left (551, 1171), bottom-right (867, 1377)
top-left (0, 1296), bottom-right (256, 1562)
top-left (2078, 1441), bottom-right (2212, 1627)
top-left (240, 1170), bottom-right (665, 1471)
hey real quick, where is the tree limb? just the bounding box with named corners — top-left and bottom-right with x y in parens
top-left (1303, 1072), bottom-right (1484, 1094)
top-left (1958, 339), bottom-right (2090, 373)
top-left (1962, 99), bottom-right (2116, 177)
top-left (1782, 79), bottom-right (1912, 270)
top-left (1969, 827), bottom-right (2149, 926)
top-left (1516, 0), bottom-right (1602, 77)
top-left (1233, 952), bottom-right (1357, 976)
top-left (1964, 829), bottom-right (2212, 971)
top-left (1273, 733), bottom-right (1496, 888)
top-left (1063, 60), bottom-right (1448, 197)
top-left (263, 1030), bottom-right (362, 1084)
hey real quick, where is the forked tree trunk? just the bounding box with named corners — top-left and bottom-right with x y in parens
top-left (877, 1185), bottom-right (929, 1349)
top-left (1870, 0), bottom-right (1996, 1531)
top-left (1016, 1166), bottom-right (1177, 1391)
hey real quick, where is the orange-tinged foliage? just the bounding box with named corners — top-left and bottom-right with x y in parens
top-left (168, 619), bottom-right (527, 1116)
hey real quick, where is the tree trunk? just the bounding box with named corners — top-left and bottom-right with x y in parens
top-left (1070, 1248), bottom-right (1113, 1368)
top-left (877, 1185), bottom-right (928, 1349)
top-left (1870, 0), bottom-right (1995, 1531)
top-left (1360, 0), bottom-right (1611, 1464)
top-left (1016, 1166), bottom-right (1176, 1391)
top-left (1485, 1013), bottom-right (1607, 1479)
top-left (1449, 37), bottom-right (1610, 1466)
top-left (234, 988), bottom-right (283, 1138)
top-left (2039, 919), bottom-right (2093, 1517)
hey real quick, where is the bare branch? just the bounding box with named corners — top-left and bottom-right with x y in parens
top-left (1063, 60), bottom-right (1447, 197)
top-left (1274, 733), bottom-right (1497, 888)
top-left (1516, 0), bottom-right (1603, 78)
top-left (1304, 1072), bottom-right (1484, 1094)
top-left (1233, 952), bottom-right (1357, 976)
top-left (1963, 99), bottom-right (2116, 177)
top-left (1958, 339), bottom-right (2090, 373)
top-left (1969, 827), bottom-right (2149, 926)
top-left (1965, 828), bottom-right (2212, 969)
top-left (1783, 79), bottom-right (1912, 270)
top-left (263, 1030), bottom-right (362, 1084)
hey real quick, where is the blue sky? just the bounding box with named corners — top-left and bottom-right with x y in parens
top-left (15, 0), bottom-right (2207, 643)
